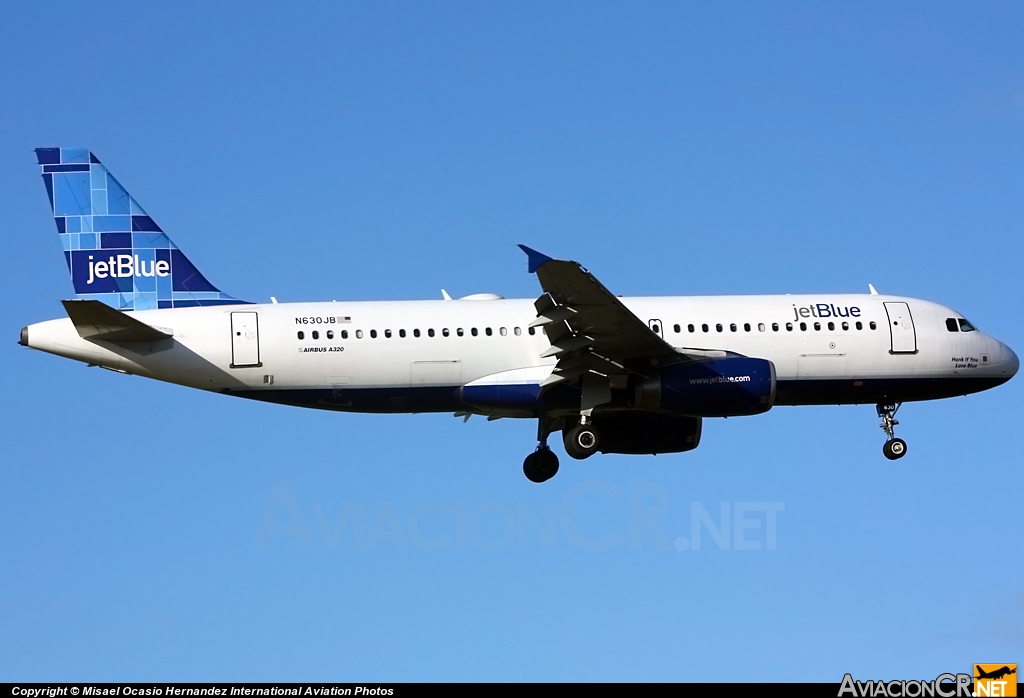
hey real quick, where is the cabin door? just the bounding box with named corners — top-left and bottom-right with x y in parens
top-left (230, 312), bottom-right (262, 367)
top-left (883, 302), bottom-right (917, 354)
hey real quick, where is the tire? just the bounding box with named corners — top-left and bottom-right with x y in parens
top-left (535, 448), bottom-right (559, 478)
top-left (883, 438), bottom-right (907, 460)
top-left (564, 424), bottom-right (600, 460)
top-left (523, 452), bottom-right (545, 482)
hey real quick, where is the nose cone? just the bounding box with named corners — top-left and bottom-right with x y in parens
top-left (1003, 342), bottom-right (1019, 378)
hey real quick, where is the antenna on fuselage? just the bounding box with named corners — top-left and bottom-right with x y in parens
top-left (441, 289), bottom-right (452, 301)
top-left (868, 284), bottom-right (879, 295)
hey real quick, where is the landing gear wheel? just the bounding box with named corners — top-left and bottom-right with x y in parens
top-left (876, 403), bottom-right (906, 461)
top-left (523, 448), bottom-right (559, 483)
top-left (882, 438), bottom-right (907, 461)
top-left (564, 424), bottom-right (600, 460)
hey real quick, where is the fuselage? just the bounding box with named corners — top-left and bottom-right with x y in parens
top-left (22, 293), bottom-right (1019, 416)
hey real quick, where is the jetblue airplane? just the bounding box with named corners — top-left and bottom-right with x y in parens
top-left (20, 148), bottom-right (1019, 482)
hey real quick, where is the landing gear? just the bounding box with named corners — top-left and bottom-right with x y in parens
top-left (882, 438), bottom-right (907, 460)
top-left (564, 419), bottom-right (600, 460)
top-left (524, 448), bottom-right (559, 483)
top-left (876, 402), bottom-right (907, 460)
top-left (524, 416), bottom-right (560, 483)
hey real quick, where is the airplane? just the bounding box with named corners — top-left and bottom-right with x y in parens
top-left (974, 663), bottom-right (1015, 679)
top-left (20, 148), bottom-right (1019, 482)
top-left (975, 666), bottom-right (1016, 681)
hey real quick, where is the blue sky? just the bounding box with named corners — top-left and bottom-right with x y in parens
top-left (2, 1), bottom-right (1022, 681)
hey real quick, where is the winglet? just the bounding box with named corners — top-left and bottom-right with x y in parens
top-left (518, 245), bottom-right (553, 273)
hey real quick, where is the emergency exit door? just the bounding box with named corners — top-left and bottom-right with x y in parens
top-left (883, 302), bottom-right (917, 354)
top-left (230, 312), bottom-right (262, 367)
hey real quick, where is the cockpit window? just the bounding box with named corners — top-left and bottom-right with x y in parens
top-left (958, 318), bottom-right (976, 332)
top-left (945, 318), bottom-right (959, 332)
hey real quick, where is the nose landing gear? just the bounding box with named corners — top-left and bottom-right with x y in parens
top-left (877, 402), bottom-right (907, 460)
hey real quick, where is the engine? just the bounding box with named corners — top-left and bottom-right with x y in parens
top-left (570, 412), bottom-right (702, 454)
top-left (634, 356), bottom-right (776, 417)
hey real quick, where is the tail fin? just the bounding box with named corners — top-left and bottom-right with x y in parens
top-left (35, 147), bottom-right (246, 310)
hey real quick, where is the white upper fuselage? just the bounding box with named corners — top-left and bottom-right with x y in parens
top-left (23, 293), bottom-right (1018, 408)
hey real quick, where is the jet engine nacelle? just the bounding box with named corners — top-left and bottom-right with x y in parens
top-left (634, 356), bottom-right (776, 417)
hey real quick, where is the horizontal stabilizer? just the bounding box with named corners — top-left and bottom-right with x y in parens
top-left (62, 299), bottom-right (171, 343)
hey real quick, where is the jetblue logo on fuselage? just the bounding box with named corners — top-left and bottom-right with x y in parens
top-left (793, 303), bottom-right (861, 321)
top-left (86, 254), bottom-right (169, 285)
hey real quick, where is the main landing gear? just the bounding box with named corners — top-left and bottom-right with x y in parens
top-left (564, 417), bottom-right (600, 460)
top-left (524, 417), bottom-right (560, 483)
top-left (523, 415), bottom-right (603, 482)
top-left (877, 402), bottom-right (907, 460)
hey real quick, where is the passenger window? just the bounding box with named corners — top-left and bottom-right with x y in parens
top-left (869, 321), bottom-right (877, 330)
top-left (327, 330), bottom-right (334, 339)
top-left (855, 322), bottom-right (862, 330)
top-left (384, 329), bottom-right (392, 338)
top-left (442, 328), bottom-right (450, 337)
top-left (945, 318), bottom-right (959, 332)
top-left (673, 324), bottom-right (680, 333)
top-left (342, 330), bottom-right (349, 339)
top-left (399, 329), bottom-right (406, 338)
top-left (800, 322), bottom-right (807, 331)
top-left (841, 322), bottom-right (848, 331)
top-left (744, 323), bottom-right (751, 332)
top-left (688, 324), bottom-right (695, 333)
top-left (827, 322), bottom-right (834, 331)
top-left (427, 329), bottom-right (435, 337)
top-left (485, 327), bottom-right (493, 336)
top-left (702, 324), bottom-right (709, 333)
top-left (500, 327), bottom-right (507, 336)
top-left (528, 327), bottom-right (535, 335)
top-left (771, 323), bottom-right (778, 332)
top-left (413, 329), bottom-right (420, 337)
top-left (514, 327), bottom-right (522, 336)
top-left (457, 328), bottom-right (464, 337)
top-left (369, 330), bottom-right (377, 339)
top-left (716, 323), bottom-right (723, 332)
top-left (297, 331), bottom-right (304, 340)
top-left (730, 323), bottom-right (737, 332)
top-left (471, 328), bottom-right (478, 336)
top-left (652, 324), bottom-right (660, 334)
top-left (356, 330), bottom-right (364, 339)
top-left (958, 318), bottom-right (976, 332)
top-left (786, 323), bottom-right (793, 331)
top-left (312, 330), bottom-right (319, 340)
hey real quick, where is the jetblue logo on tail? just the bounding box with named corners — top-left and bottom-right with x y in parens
top-left (38, 147), bottom-right (247, 309)
top-left (86, 254), bottom-right (170, 285)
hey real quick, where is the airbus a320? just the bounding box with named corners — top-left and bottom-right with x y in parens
top-left (20, 148), bottom-right (1018, 481)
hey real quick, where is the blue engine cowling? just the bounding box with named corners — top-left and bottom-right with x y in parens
top-left (634, 357), bottom-right (776, 417)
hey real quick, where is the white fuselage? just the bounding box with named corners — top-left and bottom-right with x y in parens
top-left (22, 293), bottom-right (1018, 414)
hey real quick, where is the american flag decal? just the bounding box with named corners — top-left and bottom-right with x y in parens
top-left (337, 316), bottom-right (351, 323)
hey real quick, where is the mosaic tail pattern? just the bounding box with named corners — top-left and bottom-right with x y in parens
top-left (36, 147), bottom-right (246, 310)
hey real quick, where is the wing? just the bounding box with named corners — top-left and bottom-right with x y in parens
top-left (519, 245), bottom-right (677, 387)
